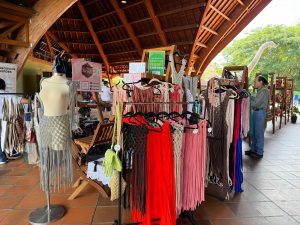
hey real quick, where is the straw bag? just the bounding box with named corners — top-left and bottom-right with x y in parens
top-left (1, 99), bottom-right (8, 152)
top-left (103, 101), bottom-right (126, 201)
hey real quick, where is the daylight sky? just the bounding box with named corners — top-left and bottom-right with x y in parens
top-left (236, 0), bottom-right (300, 39)
top-left (213, 0), bottom-right (300, 63)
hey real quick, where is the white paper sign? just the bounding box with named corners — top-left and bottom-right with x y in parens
top-left (129, 62), bottom-right (146, 74)
top-left (0, 62), bottom-right (17, 93)
top-left (123, 73), bottom-right (141, 86)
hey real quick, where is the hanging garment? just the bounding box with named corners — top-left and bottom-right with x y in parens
top-left (205, 91), bottom-right (231, 200)
top-left (157, 83), bottom-right (174, 113)
top-left (226, 99), bottom-right (235, 151)
top-left (169, 120), bottom-right (184, 214)
top-left (131, 121), bottom-right (176, 225)
top-left (36, 81), bottom-right (76, 193)
top-left (112, 85), bottom-right (129, 115)
top-left (132, 86), bottom-right (164, 114)
top-left (169, 54), bottom-right (186, 89)
top-left (169, 84), bottom-right (181, 113)
top-left (241, 97), bottom-right (250, 137)
top-left (180, 120), bottom-right (207, 212)
top-left (123, 120), bottom-right (148, 213)
top-left (229, 97), bottom-right (244, 193)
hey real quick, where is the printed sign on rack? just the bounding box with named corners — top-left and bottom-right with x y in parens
top-left (71, 59), bottom-right (102, 92)
top-left (148, 51), bottom-right (165, 76)
top-left (0, 62), bottom-right (17, 93)
top-left (123, 73), bottom-right (141, 87)
top-left (129, 62), bottom-right (146, 74)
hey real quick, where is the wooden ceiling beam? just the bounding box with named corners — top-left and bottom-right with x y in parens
top-left (60, 41), bottom-right (95, 45)
top-left (96, 24), bottom-right (123, 34)
top-left (102, 37), bottom-right (131, 45)
top-left (0, 12), bottom-right (28, 23)
top-left (122, 1), bottom-right (144, 9)
top-left (188, 0), bottom-right (211, 69)
top-left (202, 25), bottom-right (218, 35)
top-left (90, 10), bottom-right (116, 21)
top-left (0, 1), bottom-right (35, 18)
top-left (50, 29), bottom-right (90, 34)
top-left (144, 0), bottom-right (168, 46)
top-left (77, 1), bottom-right (110, 72)
top-left (59, 17), bottom-right (83, 22)
top-left (46, 31), bottom-right (77, 58)
top-left (130, 17), bottom-right (152, 25)
top-left (106, 50), bottom-right (137, 56)
top-left (209, 5), bottom-right (231, 21)
top-left (195, 0), bottom-right (271, 75)
top-left (110, 0), bottom-right (143, 56)
top-left (196, 42), bottom-right (207, 48)
top-left (0, 38), bottom-right (28, 47)
top-left (44, 34), bottom-right (54, 56)
top-left (236, 0), bottom-right (245, 6)
top-left (157, 2), bottom-right (206, 17)
top-left (0, 22), bottom-right (23, 38)
top-left (164, 24), bottom-right (199, 33)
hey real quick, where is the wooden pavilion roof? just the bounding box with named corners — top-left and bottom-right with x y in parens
top-left (2, 0), bottom-right (272, 76)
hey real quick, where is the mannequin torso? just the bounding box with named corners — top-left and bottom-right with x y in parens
top-left (39, 73), bottom-right (70, 117)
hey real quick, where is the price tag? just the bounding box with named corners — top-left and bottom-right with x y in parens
top-left (208, 127), bottom-right (212, 133)
top-left (114, 144), bottom-right (121, 152)
top-left (193, 129), bottom-right (198, 134)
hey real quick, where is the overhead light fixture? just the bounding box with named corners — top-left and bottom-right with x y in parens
top-left (121, 0), bottom-right (127, 4)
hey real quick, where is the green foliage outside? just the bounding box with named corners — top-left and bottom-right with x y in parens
top-left (206, 24), bottom-right (300, 90)
top-left (223, 24), bottom-right (300, 84)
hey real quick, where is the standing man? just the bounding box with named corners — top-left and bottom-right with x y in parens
top-left (100, 80), bottom-right (112, 111)
top-left (245, 74), bottom-right (269, 158)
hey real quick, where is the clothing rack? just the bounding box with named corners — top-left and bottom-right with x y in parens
top-left (113, 100), bottom-right (204, 225)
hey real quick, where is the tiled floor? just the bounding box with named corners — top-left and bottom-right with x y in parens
top-left (0, 120), bottom-right (300, 225)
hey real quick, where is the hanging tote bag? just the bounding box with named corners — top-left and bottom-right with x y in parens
top-left (14, 100), bottom-right (26, 152)
top-left (1, 98), bottom-right (8, 152)
top-left (103, 101), bottom-right (126, 201)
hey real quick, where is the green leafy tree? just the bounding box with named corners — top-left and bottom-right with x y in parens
top-left (222, 24), bottom-right (300, 83)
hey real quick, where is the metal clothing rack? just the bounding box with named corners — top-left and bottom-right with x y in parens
top-left (113, 100), bottom-right (204, 225)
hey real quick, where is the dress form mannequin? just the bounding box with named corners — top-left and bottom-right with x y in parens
top-left (39, 73), bottom-right (69, 116)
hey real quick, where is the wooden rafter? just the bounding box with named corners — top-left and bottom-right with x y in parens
top-left (90, 10), bottom-right (116, 21)
top-left (202, 25), bottom-right (218, 35)
top-left (188, 0), bottom-right (211, 69)
top-left (0, 12), bottom-right (28, 23)
top-left (209, 5), bottom-right (231, 21)
top-left (96, 24), bottom-right (123, 34)
top-left (144, 0), bottom-right (168, 46)
top-left (236, 0), bottom-right (245, 6)
top-left (110, 0), bottom-right (143, 56)
top-left (164, 24), bottom-right (199, 33)
top-left (195, 0), bottom-right (271, 75)
top-left (130, 17), bottom-right (152, 25)
top-left (157, 3), bottom-right (206, 17)
top-left (46, 31), bottom-right (77, 58)
top-left (77, 1), bottom-right (111, 77)
top-left (44, 33), bottom-right (53, 56)
top-left (0, 38), bottom-right (28, 47)
top-left (196, 42), bottom-right (207, 48)
top-left (51, 29), bottom-right (89, 34)
top-left (122, 1), bottom-right (144, 10)
top-left (0, 22), bottom-right (23, 38)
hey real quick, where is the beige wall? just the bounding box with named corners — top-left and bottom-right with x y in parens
top-left (17, 56), bottom-right (51, 93)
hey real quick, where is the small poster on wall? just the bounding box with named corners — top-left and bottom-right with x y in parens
top-left (71, 59), bottom-right (102, 92)
top-left (0, 62), bottom-right (17, 93)
top-left (129, 62), bottom-right (146, 74)
top-left (148, 51), bottom-right (165, 75)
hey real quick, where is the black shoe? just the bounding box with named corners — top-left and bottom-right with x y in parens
top-left (245, 150), bottom-right (254, 156)
top-left (251, 152), bottom-right (263, 159)
top-left (9, 149), bottom-right (22, 159)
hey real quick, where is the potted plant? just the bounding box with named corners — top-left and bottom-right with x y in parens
top-left (291, 106), bottom-right (299, 124)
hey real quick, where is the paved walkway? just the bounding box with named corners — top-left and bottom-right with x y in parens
top-left (0, 120), bottom-right (299, 225)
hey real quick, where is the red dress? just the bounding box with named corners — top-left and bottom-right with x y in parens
top-left (131, 119), bottom-right (176, 225)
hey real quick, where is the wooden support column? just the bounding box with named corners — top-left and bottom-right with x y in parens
top-left (77, 0), bottom-right (112, 88)
top-left (110, 0), bottom-right (143, 56)
top-left (144, 0), bottom-right (168, 46)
